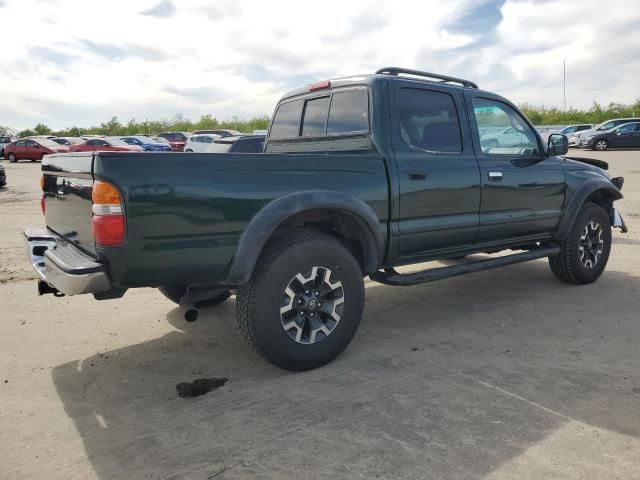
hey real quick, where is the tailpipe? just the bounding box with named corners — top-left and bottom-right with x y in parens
top-left (38, 280), bottom-right (64, 297)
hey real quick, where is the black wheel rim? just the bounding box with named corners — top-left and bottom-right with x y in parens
top-left (579, 221), bottom-right (604, 268)
top-left (280, 266), bottom-right (345, 345)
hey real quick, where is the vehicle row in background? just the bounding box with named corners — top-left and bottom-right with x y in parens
top-left (580, 121), bottom-right (640, 151)
top-left (569, 117), bottom-right (640, 147)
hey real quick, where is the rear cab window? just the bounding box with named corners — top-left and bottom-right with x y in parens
top-left (269, 87), bottom-right (370, 140)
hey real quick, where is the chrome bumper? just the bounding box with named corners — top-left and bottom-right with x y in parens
top-left (24, 227), bottom-right (111, 296)
top-left (612, 209), bottom-right (628, 233)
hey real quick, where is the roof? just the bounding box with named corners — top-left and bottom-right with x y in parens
top-left (278, 67), bottom-right (480, 103)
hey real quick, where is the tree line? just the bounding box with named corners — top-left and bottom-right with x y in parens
top-left (1, 99), bottom-right (638, 138)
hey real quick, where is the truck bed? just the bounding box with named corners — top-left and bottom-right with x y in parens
top-left (42, 151), bottom-right (390, 288)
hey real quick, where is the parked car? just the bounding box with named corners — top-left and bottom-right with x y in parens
top-left (192, 129), bottom-right (242, 137)
top-left (570, 118), bottom-right (640, 146)
top-left (151, 136), bottom-right (172, 146)
top-left (480, 126), bottom-right (535, 149)
top-left (4, 138), bottom-right (69, 162)
top-left (69, 138), bottom-right (143, 152)
top-left (540, 124), bottom-right (593, 143)
top-left (1, 135), bottom-right (13, 157)
top-left (156, 132), bottom-right (191, 151)
top-left (583, 122), bottom-right (640, 151)
top-left (119, 136), bottom-right (173, 152)
top-left (51, 137), bottom-right (86, 146)
top-left (25, 67), bottom-right (627, 372)
top-left (184, 134), bottom-right (221, 152)
top-left (207, 134), bottom-right (266, 153)
top-left (0, 164), bottom-right (5, 187)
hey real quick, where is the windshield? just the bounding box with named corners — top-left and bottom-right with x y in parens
top-left (106, 138), bottom-right (129, 146)
top-left (134, 136), bottom-right (157, 143)
top-left (599, 121), bottom-right (618, 131)
top-left (37, 139), bottom-right (62, 147)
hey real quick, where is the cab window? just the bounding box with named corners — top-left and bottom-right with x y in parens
top-left (472, 98), bottom-right (540, 157)
top-left (396, 88), bottom-right (462, 153)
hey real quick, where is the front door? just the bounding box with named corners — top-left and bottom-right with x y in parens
top-left (611, 122), bottom-right (640, 148)
top-left (390, 83), bottom-right (481, 256)
top-left (464, 93), bottom-right (565, 243)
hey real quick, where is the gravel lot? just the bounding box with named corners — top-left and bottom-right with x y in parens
top-left (1, 151), bottom-right (639, 479)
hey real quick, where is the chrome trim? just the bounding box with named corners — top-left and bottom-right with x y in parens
top-left (612, 209), bottom-right (628, 233)
top-left (24, 227), bottom-right (111, 296)
top-left (488, 171), bottom-right (503, 180)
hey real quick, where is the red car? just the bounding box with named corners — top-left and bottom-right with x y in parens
top-left (69, 138), bottom-right (144, 152)
top-left (156, 132), bottom-right (191, 151)
top-left (4, 138), bottom-right (69, 162)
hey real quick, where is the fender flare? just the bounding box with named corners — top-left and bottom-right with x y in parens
top-left (223, 190), bottom-right (386, 285)
top-left (555, 178), bottom-right (622, 240)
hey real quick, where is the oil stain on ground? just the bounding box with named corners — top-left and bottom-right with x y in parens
top-left (176, 378), bottom-right (229, 398)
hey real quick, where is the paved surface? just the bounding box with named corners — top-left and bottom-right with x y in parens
top-left (1, 151), bottom-right (640, 479)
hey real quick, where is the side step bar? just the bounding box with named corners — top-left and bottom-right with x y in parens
top-left (370, 245), bottom-right (560, 286)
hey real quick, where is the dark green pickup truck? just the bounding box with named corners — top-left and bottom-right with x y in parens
top-left (25, 67), bottom-right (627, 371)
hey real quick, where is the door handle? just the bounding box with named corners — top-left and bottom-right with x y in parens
top-left (408, 170), bottom-right (427, 180)
top-left (488, 171), bottom-right (503, 181)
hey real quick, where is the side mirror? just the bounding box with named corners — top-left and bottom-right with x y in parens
top-left (547, 133), bottom-right (568, 156)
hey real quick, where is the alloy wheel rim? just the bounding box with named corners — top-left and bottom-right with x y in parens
top-left (280, 266), bottom-right (345, 345)
top-left (578, 221), bottom-right (604, 268)
top-left (596, 140), bottom-right (607, 150)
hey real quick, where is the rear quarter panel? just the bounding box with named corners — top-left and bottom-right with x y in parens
top-left (94, 152), bottom-right (389, 288)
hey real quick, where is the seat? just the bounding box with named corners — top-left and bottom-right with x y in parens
top-left (419, 121), bottom-right (461, 152)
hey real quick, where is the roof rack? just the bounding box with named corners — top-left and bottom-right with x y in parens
top-left (375, 67), bottom-right (478, 89)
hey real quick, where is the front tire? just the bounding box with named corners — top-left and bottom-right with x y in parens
top-left (593, 139), bottom-right (608, 151)
top-left (237, 229), bottom-right (365, 371)
top-left (8, 153), bottom-right (16, 163)
top-left (549, 202), bottom-right (611, 284)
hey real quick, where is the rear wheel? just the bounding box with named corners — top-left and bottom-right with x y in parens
top-left (549, 202), bottom-right (611, 284)
top-left (8, 153), bottom-right (16, 163)
top-left (237, 229), bottom-right (365, 371)
top-left (158, 286), bottom-right (230, 308)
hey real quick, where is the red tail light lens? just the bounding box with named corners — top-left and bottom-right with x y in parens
top-left (92, 180), bottom-right (125, 246)
top-left (309, 80), bottom-right (331, 91)
top-left (92, 215), bottom-right (125, 246)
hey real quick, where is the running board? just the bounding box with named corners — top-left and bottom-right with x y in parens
top-left (370, 245), bottom-right (560, 286)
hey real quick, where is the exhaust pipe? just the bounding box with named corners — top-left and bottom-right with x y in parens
top-left (38, 280), bottom-right (64, 297)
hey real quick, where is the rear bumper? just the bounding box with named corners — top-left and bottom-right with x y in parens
top-left (24, 227), bottom-right (111, 296)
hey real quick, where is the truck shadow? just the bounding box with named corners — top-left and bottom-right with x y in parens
top-left (52, 261), bottom-right (640, 479)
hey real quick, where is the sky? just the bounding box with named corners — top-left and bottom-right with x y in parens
top-left (0, 0), bottom-right (639, 130)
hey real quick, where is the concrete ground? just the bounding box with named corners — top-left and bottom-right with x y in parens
top-left (1, 151), bottom-right (639, 479)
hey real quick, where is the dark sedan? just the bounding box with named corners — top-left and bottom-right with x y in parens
top-left (119, 136), bottom-right (173, 151)
top-left (206, 135), bottom-right (265, 153)
top-left (0, 164), bottom-right (6, 187)
top-left (586, 122), bottom-right (640, 151)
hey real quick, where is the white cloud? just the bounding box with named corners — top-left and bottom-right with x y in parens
top-left (0, 0), bottom-right (638, 129)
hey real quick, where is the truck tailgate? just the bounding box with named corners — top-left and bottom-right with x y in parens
top-left (42, 153), bottom-right (96, 256)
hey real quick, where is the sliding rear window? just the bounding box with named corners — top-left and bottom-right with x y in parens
top-left (270, 87), bottom-right (369, 139)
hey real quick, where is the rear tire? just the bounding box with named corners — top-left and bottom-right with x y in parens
top-left (549, 202), bottom-right (611, 284)
top-left (158, 286), bottom-right (231, 308)
top-left (237, 229), bottom-right (365, 371)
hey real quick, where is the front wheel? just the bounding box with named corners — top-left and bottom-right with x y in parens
top-left (237, 230), bottom-right (365, 371)
top-left (8, 153), bottom-right (16, 163)
top-left (549, 202), bottom-right (612, 284)
top-left (593, 139), bottom-right (608, 151)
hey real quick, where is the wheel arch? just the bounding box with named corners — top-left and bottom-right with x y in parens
top-left (555, 179), bottom-right (622, 240)
top-left (224, 191), bottom-right (385, 285)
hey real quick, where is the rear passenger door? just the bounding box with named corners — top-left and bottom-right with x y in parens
top-left (465, 93), bottom-right (565, 243)
top-left (389, 83), bottom-right (481, 255)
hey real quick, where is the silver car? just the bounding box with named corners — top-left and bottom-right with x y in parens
top-left (0, 135), bottom-right (13, 158)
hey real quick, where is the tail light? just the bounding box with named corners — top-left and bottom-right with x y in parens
top-left (92, 180), bottom-right (125, 246)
